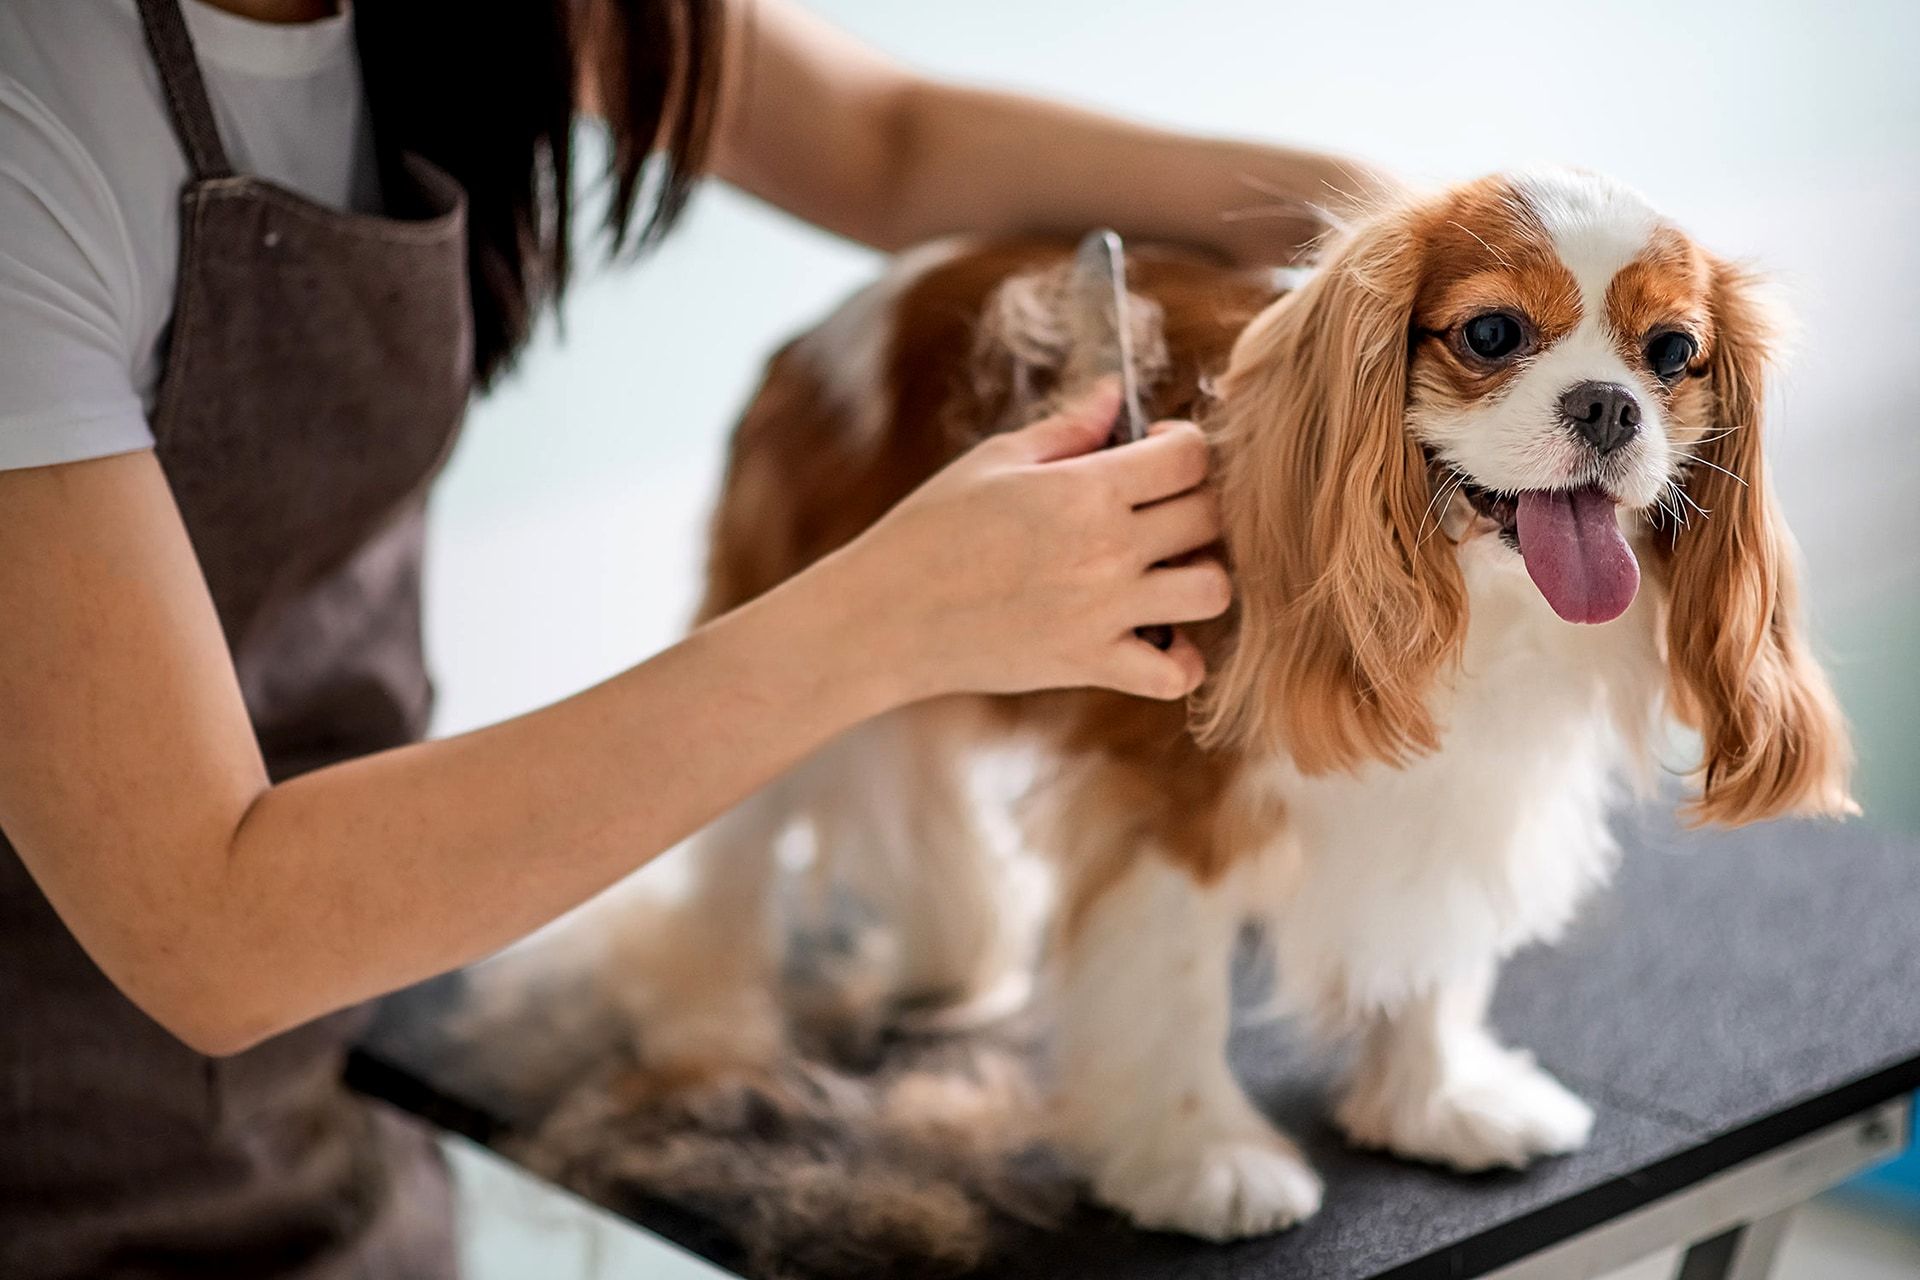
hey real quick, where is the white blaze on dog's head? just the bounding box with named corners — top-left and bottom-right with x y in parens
top-left (1199, 171), bottom-right (1853, 825)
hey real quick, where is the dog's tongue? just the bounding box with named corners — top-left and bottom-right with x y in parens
top-left (1515, 487), bottom-right (1639, 624)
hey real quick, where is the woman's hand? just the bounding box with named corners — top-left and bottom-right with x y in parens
top-left (826, 382), bottom-right (1231, 703)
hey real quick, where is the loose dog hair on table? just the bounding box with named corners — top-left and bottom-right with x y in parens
top-left (609, 170), bottom-right (1855, 1244)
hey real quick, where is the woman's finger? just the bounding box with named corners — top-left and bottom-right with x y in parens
top-left (1101, 631), bottom-right (1207, 701)
top-left (1136, 558), bottom-right (1234, 625)
top-left (1132, 486), bottom-right (1222, 566)
top-left (1000, 380), bottom-right (1121, 464)
top-left (1095, 420), bottom-right (1210, 506)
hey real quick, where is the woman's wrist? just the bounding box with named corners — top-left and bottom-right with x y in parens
top-left (707, 542), bottom-right (926, 732)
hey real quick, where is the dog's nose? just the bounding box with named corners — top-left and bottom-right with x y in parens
top-left (1558, 381), bottom-right (1642, 454)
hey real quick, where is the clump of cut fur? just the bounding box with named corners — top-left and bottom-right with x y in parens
top-left (513, 1030), bottom-right (1068, 1280)
top-left (965, 263), bottom-right (1171, 439)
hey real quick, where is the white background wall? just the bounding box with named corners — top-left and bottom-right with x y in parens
top-left (423, 0), bottom-right (1920, 828)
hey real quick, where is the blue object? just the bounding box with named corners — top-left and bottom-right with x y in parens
top-left (1848, 1090), bottom-right (1920, 1216)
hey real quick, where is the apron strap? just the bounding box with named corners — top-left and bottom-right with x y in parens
top-left (134, 0), bottom-right (235, 181)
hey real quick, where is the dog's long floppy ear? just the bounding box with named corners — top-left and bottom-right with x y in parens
top-left (1659, 260), bottom-right (1855, 824)
top-left (1196, 205), bottom-right (1466, 773)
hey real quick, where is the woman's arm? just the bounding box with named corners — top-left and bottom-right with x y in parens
top-left (707, 0), bottom-right (1395, 263)
top-left (0, 391), bottom-right (1225, 1056)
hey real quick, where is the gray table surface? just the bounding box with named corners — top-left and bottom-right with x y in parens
top-left (357, 807), bottom-right (1920, 1279)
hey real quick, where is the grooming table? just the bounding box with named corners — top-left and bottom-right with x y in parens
top-left (353, 808), bottom-right (1920, 1279)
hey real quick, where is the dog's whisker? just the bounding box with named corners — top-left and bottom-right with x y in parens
top-left (1417, 470), bottom-right (1468, 545)
top-left (1660, 477), bottom-right (1690, 519)
top-left (1686, 456), bottom-right (1749, 487)
top-left (1417, 470), bottom-right (1458, 531)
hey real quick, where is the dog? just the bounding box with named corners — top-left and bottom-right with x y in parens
top-left (615, 170), bottom-right (1855, 1242)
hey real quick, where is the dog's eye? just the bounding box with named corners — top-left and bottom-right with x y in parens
top-left (1461, 312), bottom-right (1526, 362)
top-left (1645, 331), bottom-right (1698, 380)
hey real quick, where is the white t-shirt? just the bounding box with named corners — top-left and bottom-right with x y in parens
top-left (0, 0), bottom-right (380, 470)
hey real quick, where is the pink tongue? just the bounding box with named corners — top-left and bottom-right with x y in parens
top-left (1515, 487), bottom-right (1640, 624)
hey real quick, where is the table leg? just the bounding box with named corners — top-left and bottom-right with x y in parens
top-left (1674, 1206), bottom-right (1795, 1280)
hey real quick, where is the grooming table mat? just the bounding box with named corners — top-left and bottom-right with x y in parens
top-left (355, 807), bottom-right (1920, 1278)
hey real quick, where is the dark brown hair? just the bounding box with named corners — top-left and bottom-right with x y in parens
top-left (354, 0), bottom-right (724, 388)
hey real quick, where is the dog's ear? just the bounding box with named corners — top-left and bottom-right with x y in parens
top-left (1196, 205), bottom-right (1466, 772)
top-left (1658, 259), bottom-right (1855, 824)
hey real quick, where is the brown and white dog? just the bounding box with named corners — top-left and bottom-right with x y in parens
top-left (622, 171), bottom-right (1855, 1240)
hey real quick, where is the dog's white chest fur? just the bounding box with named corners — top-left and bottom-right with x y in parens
top-left (1245, 537), bottom-right (1664, 1017)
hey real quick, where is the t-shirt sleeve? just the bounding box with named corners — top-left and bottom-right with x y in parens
top-left (0, 76), bottom-right (153, 470)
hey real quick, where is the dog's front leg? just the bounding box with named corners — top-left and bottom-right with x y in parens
top-left (1334, 959), bottom-right (1593, 1171)
top-left (607, 783), bottom-right (791, 1085)
top-left (1054, 853), bottom-right (1322, 1240)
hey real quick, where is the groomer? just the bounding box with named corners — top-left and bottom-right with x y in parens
top-left (0, 1), bottom-right (1381, 1274)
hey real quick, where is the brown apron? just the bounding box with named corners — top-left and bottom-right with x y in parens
top-left (0, 1), bottom-right (473, 1275)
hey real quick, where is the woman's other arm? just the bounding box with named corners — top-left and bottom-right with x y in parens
top-left (705, 0), bottom-right (1398, 263)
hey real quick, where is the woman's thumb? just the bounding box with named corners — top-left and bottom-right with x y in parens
top-left (1005, 379), bottom-right (1121, 463)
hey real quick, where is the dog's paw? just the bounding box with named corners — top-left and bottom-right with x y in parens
top-left (892, 968), bottom-right (1034, 1036)
top-left (1338, 1050), bottom-right (1594, 1173)
top-left (1092, 1136), bottom-right (1324, 1240)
